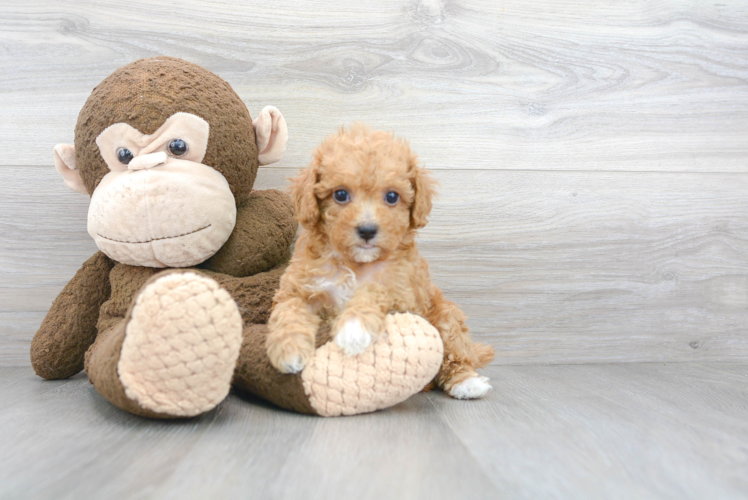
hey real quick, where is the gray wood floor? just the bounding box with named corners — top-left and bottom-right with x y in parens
top-left (1, 363), bottom-right (747, 500)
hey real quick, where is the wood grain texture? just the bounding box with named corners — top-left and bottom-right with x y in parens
top-left (3, 166), bottom-right (748, 366)
top-left (0, 363), bottom-right (746, 499)
top-left (0, 367), bottom-right (500, 500)
top-left (434, 362), bottom-right (748, 499)
top-left (2, 0), bottom-right (748, 366)
top-left (1, 0), bottom-right (747, 171)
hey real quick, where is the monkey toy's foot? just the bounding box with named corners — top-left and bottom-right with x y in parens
top-left (300, 313), bottom-right (444, 417)
top-left (117, 271), bottom-right (243, 417)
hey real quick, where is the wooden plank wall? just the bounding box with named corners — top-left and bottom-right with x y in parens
top-left (1, 0), bottom-right (748, 366)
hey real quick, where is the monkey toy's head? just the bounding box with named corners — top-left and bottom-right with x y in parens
top-left (53, 57), bottom-right (288, 268)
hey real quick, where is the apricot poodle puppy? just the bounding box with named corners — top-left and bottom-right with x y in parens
top-left (266, 124), bottom-right (494, 399)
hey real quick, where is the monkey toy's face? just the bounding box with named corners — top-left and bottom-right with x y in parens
top-left (86, 112), bottom-right (235, 267)
top-left (53, 57), bottom-right (288, 268)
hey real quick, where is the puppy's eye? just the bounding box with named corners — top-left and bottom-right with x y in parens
top-left (333, 189), bottom-right (350, 204)
top-left (117, 148), bottom-right (134, 165)
top-left (385, 191), bottom-right (399, 206)
top-left (168, 139), bottom-right (188, 156)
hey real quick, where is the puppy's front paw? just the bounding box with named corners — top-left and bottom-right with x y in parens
top-left (334, 318), bottom-right (373, 356)
top-left (447, 376), bottom-right (492, 400)
top-left (267, 333), bottom-right (315, 374)
top-left (277, 354), bottom-right (307, 374)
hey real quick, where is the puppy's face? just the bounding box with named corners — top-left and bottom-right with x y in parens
top-left (318, 157), bottom-right (413, 263)
top-left (292, 124), bottom-right (436, 264)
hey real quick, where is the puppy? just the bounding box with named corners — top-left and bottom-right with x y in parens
top-left (266, 124), bottom-right (494, 399)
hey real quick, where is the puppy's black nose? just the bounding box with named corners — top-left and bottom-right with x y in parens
top-left (357, 224), bottom-right (378, 242)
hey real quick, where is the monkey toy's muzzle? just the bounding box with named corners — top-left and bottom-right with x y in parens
top-left (87, 160), bottom-right (237, 268)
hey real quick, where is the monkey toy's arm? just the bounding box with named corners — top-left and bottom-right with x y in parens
top-left (200, 189), bottom-right (297, 277)
top-left (200, 104), bottom-right (293, 277)
top-left (31, 251), bottom-right (114, 380)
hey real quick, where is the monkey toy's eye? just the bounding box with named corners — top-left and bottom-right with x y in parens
top-left (168, 139), bottom-right (188, 156)
top-left (384, 191), bottom-right (399, 206)
top-left (333, 189), bottom-right (350, 204)
top-left (117, 148), bottom-right (134, 165)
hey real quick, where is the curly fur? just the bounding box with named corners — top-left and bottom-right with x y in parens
top-left (266, 124), bottom-right (494, 396)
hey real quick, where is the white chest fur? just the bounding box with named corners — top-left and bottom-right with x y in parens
top-left (308, 261), bottom-right (388, 309)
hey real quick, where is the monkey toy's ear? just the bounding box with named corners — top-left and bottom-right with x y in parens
top-left (53, 144), bottom-right (88, 194)
top-left (252, 106), bottom-right (288, 166)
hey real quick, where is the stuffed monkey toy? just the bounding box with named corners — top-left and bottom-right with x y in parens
top-left (30, 57), bottom-right (443, 418)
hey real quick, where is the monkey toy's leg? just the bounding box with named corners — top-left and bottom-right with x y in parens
top-left (203, 270), bottom-right (446, 417)
top-left (85, 271), bottom-right (243, 418)
top-left (83, 264), bottom-right (287, 418)
top-left (232, 314), bottom-right (445, 417)
top-left (31, 252), bottom-right (114, 380)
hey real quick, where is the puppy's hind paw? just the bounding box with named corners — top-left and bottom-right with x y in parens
top-left (335, 318), bottom-right (372, 356)
top-left (447, 376), bottom-right (492, 400)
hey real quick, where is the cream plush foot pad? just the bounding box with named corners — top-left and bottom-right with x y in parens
top-left (119, 272), bottom-right (243, 417)
top-left (301, 313), bottom-right (444, 417)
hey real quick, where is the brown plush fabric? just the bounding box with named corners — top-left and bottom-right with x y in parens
top-left (31, 252), bottom-right (114, 380)
top-left (204, 265), bottom-right (288, 326)
top-left (97, 264), bottom-right (158, 335)
top-left (74, 56), bottom-right (259, 205)
top-left (233, 324), bottom-right (318, 415)
top-left (201, 189), bottom-right (297, 277)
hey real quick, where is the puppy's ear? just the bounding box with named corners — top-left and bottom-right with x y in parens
top-left (409, 155), bottom-right (437, 230)
top-left (290, 160), bottom-right (320, 228)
